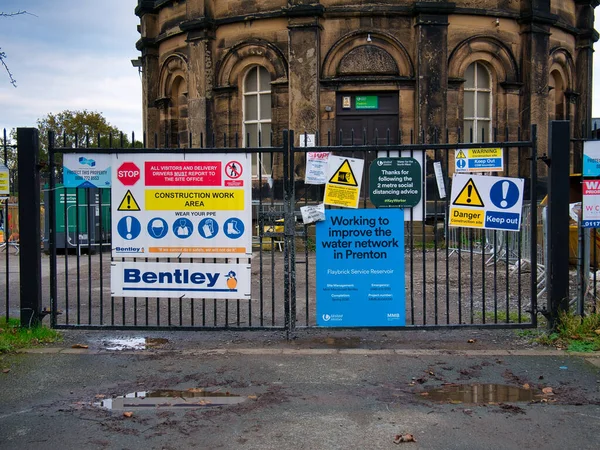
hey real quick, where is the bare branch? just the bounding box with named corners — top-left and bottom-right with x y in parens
top-left (0, 11), bottom-right (35, 18)
top-left (0, 10), bottom-right (35, 88)
top-left (0, 50), bottom-right (16, 87)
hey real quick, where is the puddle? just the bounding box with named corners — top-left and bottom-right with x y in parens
top-left (103, 338), bottom-right (169, 351)
top-left (419, 384), bottom-right (544, 404)
top-left (96, 389), bottom-right (247, 410)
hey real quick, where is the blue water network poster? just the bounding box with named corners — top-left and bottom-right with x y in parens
top-left (316, 209), bottom-right (405, 327)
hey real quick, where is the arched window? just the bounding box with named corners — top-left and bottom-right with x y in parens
top-left (549, 70), bottom-right (565, 121)
top-left (463, 62), bottom-right (492, 142)
top-left (243, 66), bottom-right (272, 176)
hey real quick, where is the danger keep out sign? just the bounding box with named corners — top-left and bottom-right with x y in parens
top-left (449, 174), bottom-right (524, 231)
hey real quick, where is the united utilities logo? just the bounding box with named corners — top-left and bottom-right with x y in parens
top-left (322, 313), bottom-right (343, 322)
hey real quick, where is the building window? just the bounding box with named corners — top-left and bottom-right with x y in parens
top-left (243, 65), bottom-right (272, 176)
top-left (463, 62), bottom-right (492, 142)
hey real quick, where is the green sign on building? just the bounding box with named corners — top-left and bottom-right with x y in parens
top-left (369, 158), bottom-right (422, 208)
top-left (355, 96), bottom-right (378, 109)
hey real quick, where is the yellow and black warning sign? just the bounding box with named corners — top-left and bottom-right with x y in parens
top-left (452, 178), bottom-right (484, 207)
top-left (328, 159), bottom-right (358, 187)
top-left (117, 190), bottom-right (141, 211)
top-left (456, 150), bottom-right (467, 159)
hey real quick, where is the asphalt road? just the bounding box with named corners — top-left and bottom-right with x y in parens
top-left (1, 329), bottom-right (600, 449)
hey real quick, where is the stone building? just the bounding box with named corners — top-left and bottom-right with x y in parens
top-left (134, 0), bottom-right (597, 180)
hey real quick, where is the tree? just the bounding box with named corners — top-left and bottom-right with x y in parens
top-left (37, 110), bottom-right (141, 181)
top-left (1, 11), bottom-right (30, 87)
top-left (37, 109), bottom-right (139, 153)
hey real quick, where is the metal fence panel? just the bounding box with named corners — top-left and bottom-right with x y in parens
top-left (44, 128), bottom-right (540, 331)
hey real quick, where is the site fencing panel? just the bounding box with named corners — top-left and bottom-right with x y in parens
top-left (43, 128), bottom-right (543, 330)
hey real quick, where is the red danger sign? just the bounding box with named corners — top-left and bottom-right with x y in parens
top-left (117, 162), bottom-right (140, 186)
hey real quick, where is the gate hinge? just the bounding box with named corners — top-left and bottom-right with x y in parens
top-left (41, 307), bottom-right (63, 318)
top-left (538, 154), bottom-right (551, 167)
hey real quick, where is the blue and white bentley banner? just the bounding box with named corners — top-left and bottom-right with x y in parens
top-left (111, 261), bottom-right (251, 299)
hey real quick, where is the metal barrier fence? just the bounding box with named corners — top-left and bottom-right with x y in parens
top-left (1, 130), bottom-right (19, 324)
top-left (6, 126), bottom-right (545, 331)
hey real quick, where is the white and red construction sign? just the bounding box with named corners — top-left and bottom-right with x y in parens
top-left (111, 154), bottom-right (252, 258)
top-left (582, 179), bottom-right (600, 228)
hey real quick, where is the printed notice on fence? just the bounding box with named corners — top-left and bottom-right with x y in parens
top-left (305, 152), bottom-right (329, 184)
top-left (315, 209), bottom-right (405, 327)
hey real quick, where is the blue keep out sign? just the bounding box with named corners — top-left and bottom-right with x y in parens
top-left (489, 180), bottom-right (520, 209)
top-left (316, 209), bottom-right (405, 327)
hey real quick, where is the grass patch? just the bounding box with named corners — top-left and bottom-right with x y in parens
top-left (534, 311), bottom-right (600, 352)
top-left (0, 318), bottom-right (62, 354)
top-left (474, 310), bottom-right (529, 324)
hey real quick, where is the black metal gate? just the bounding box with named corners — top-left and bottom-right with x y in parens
top-left (42, 127), bottom-right (542, 331)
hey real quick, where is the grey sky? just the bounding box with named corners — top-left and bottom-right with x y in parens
top-left (1, 2), bottom-right (600, 140)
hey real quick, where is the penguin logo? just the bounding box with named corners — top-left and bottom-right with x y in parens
top-left (226, 271), bottom-right (237, 290)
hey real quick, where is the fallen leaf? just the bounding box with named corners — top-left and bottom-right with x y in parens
top-left (393, 434), bottom-right (417, 444)
top-left (95, 394), bottom-right (106, 399)
top-left (2, 369), bottom-right (10, 374)
top-left (522, 384), bottom-right (530, 390)
top-left (248, 395), bottom-right (258, 400)
top-left (595, 329), bottom-right (600, 335)
top-left (71, 344), bottom-right (89, 349)
top-left (123, 412), bottom-right (133, 418)
top-left (468, 339), bottom-right (476, 344)
top-left (419, 392), bottom-right (429, 396)
top-left (542, 387), bottom-right (554, 395)
top-left (187, 388), bottom-right (204, 393)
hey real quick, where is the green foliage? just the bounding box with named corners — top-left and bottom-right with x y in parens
top-left (0, 318), bottom-right (62, 354)
top-left (37, 109), bottom-right (135, 153)
top-left (534, 311), bottom-right (600, 352)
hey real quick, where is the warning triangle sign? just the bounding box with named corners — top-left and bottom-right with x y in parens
top-left (456, 150), bottom-right (467, 159)
top-left (452, 178), bottom-right (484, 207)
top-left (117, 190), bottom-right (141, 211)
top-left (328, 159), bottom-right (358, 186)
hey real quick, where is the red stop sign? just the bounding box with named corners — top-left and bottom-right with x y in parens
top-left (117, 162), bottom-right (140, 186)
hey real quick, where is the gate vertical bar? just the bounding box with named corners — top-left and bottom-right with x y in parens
top-left (529, 126), bottom-right (538, 326)
top-left (546, 121), bottom-right (570, 329)
top-left (48, 132), bottom-right (57, 328)
top-left (283, 130), bottom-right (291, 337)
top-left (3, 129), bottom-right (9, 324)
top-left (17, 128), bottom-right (42, 327)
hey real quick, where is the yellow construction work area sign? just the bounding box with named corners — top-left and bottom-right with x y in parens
top-left (145, 189), bottom-right (245, 210)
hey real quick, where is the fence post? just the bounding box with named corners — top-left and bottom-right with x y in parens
top-left (546, 121), bottom-right (570, 329)
top-left (17, 128), bottom-right (42, 327)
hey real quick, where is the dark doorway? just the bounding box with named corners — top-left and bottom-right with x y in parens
top-left (336, 92), bottom-right (399, 145)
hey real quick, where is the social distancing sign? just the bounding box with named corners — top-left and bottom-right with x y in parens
top-left (449, 174), bottom-right (524, 231)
